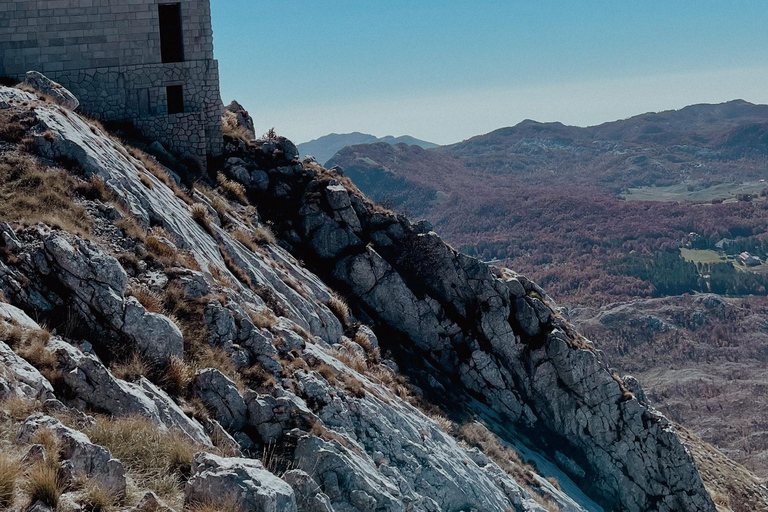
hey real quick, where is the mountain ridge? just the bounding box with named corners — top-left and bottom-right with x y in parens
top-left (298, 131), bottom-right (438, 165)
top-left (0, 81), bottom-right (747, 511)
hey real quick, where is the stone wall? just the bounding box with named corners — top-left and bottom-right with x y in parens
top-left (0, 0), bottom-right (223, 162)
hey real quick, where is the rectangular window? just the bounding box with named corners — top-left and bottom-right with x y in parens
top-left (166, 85), bottom-right (184, 114)
top-left (158, 3), bottom-right (184, 63)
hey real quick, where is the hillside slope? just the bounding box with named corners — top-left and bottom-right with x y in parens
top-left (0, 82), bottom-right (761, 511)
top-left (327, 101), bottom-right (768, 482)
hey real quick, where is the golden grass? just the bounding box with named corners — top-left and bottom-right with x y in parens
top-left (26, 464), bottom-right (62, 508)
top-left (84, 415), bottom-right (206, 498)
top-left (330, 343), bottom-right (367, 374)
top-left (0, 453), bottom-right (20, 508)
top-left (191, 204), bottom-right (212, 231)
top-left (162, 355), bottom-right (195, 396)
top-left (110, 353), bottom-right (150, 382)
top-left (210, 195), bottom-right (231, 226)
top-left (328, 294), bottom-right (350, 326)
top-left (221, 251), bottom-right (252, 288)
top-left (194, 346), bottom-right (245, 392)
top-left (0, 152), bottom-right (94, 238)
top-left (208, 264), bottom-right (234, 287)
top-left (315, 363), bottom-right (338, 386)
top-left (115, 217), bottom-right (147, 242)
top-left (458, 422), bottom-right (538, 488)
top-left (125, 146), bottom-right (193, 206)
top-left (81, 480), bottom-right (119, 512)
top-left (251, 225), bottom-right (276, 246)
top-left (139, 172), bottom-right (155, 190)
top-left (127, 286), bottom-right (164, 314)
top-left (145, 235), bottom-right (177, 259)
top-left (222, 117), bottom-right (255, 146)
top-left (241, 363), bottom-right (277, 390)
top-left (0, 395), bottom-right (39, 422)
top-left (247, 307), bottom-right (277, 329)
top-left (187, 497), bottom-right (244, 512)
top-left (232, 229), bottom-right (257, 252)
top-left (216, 174), bottom-right (247, 204)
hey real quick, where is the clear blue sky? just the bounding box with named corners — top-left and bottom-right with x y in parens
top-left (211, 0), bottom-right (768, 145)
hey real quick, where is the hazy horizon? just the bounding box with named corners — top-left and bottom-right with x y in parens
top-left (211, 1), bottom-right (768, 145)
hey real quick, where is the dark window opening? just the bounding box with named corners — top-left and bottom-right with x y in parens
top-left (159, 3), bottom-right (184, 63)
top-left (167, 85), bottom-right (184, 114)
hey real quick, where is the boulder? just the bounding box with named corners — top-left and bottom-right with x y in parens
top-left (49, 338), bottom-right (211, 445)
top-left (283, 470), bottom-right (333, 512)
top-left (0, 339), bottom-right (53, 400)
top-left (132, 491), bottom-right (175, 512)
top-left (193, 369), bottom-right (247, 431)
top-left (37, 232), bottom-right (181, 365)
top-left (246, 390), bottom-right (315, 443)
top-left (224, 101), bottom-right (255, 138)
top-left (17, 414), bottom-right (126, 496)
top-left (185, 452), bottom-right (297, 512)
top-left (24, 71), bottom-right (80, 110)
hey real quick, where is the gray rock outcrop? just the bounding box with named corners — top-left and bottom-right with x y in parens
top-left (24, 71), bottom-right (80, 110)
top-left (221, 137), bottom-right (717, 512)
top-left (49, 338), bottom-right (210, 445)
top-left (185, 452), bottom-right (297, 512)
top-left (17, 413), bottom-right (126, 495)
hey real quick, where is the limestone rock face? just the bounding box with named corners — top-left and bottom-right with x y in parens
top-left (220, 137), bottom-right (717, 512)
top-left (0, 86), bottom-right (725, 512)
top-left (223, 100), bottom-right (255, 138)
top-left (193, 368), bottom-right (247, 431)
top-left (185, 453), bottom-right (297, 512)
top-left (49, 338), bottom-right (210, 445)
top-left (17, 414), bottom-right (126, 496)
top-left (24, 71), bottom-right (80, 110)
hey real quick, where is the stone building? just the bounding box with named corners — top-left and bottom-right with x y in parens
top-left (0, 0), bottom-right (224, 163)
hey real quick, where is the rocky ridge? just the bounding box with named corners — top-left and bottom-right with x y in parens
top-left (0, 78), bottom-right (735, 511)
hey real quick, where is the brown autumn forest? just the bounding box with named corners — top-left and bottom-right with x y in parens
top-left (326, 99), bottom-right (768, 477)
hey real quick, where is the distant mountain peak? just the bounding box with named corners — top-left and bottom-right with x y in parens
top-left (298, 132), bottom-right (438, 165)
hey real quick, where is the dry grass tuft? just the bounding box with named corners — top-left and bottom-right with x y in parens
top-left (210, 195), bottom-right (231, 227)
top-left (0, 395), bottom-right (39, 422)
top-left (0, 152), bottom-right (94, 237)
top-left (162, 355), bottom-right (195, 395)
top-left (127, 286), bottom-right (164, 314)
top-left (247, 307), bottom-right (277, 330)
top-left (328, 294), bottom-right (350, 326)
top-left (81, 480), bottom-right (119, 512)
top-left (110, 352), bottom-right (150, 382)
top-left (191, 204), bottom-right (212, 231)
top-left (251, 225), bottom-right (276, 246)
top-left (194, 346), bottom-right (245, 392)
top-left (219, 247), bottom-right (253, 289)
top-left (216, 174), bottom-right (247, 204)
top-left (187, 497), bottom-right (245, 512)
top-left (26, 464), bottom-right (62, 508)
top-left (84, 415), bottom-right (206, 497)
top-left (458, 422), bottom-right (538, 488)
top-left (139, 172), bottom-right (155, 190)
top-left (115, 217), bottom-right (146, 242)
top-left (314, 363), bottom-right (338, 386)
top-left (331, 341), bottom-right (367, 374)
top-left (126, 146), bottom-right (193, 205)
top-left (242, 363), bottom-right (277, 389)
top-left (208, 264), bottom-right (234, 287)
top-left (0, 454), bottom-right (20, 508)
top-left (309, 421), bottom-right (360, 455)
top-left (340, 373), bottom-right (366, 398)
